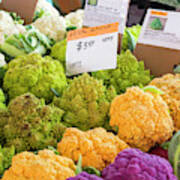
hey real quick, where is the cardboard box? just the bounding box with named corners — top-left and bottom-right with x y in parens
top-left (134, 9), bottom-right (180, 76)
top-left (0, 0), bottom-right (38, 24)
top-left (134, 44), bottom-right (180, 76)
top-left (53, 0), bottom-right (82, 14)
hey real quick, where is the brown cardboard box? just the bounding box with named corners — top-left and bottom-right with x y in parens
top-left (53, 0), bottom-right (82, 14)
top-left (134, 44), bottom-right (180, 76)
top-left (0, 0), bottom-right (38, 24)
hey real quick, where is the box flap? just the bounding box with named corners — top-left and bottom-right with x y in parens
top-left (0, 0), bottom-right (38, 24)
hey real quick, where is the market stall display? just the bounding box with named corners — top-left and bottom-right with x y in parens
top-left (0, 0), bottom-right (179, 180)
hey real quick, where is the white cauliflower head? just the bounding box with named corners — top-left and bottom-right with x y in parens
top-left (0, 53), bottom-right (6, 67)
top-left (65, 9), bottom-right (84, 29)
top-left (0, 10), bottom-right (26, 44)
top-left (32, 15), bottom-right (66, 41)
top-left (36, 0), bottom-right (60, 17)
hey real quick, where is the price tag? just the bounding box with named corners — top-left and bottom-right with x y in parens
top-left (66, 23), bottom-right (119, 76)
top-left (83, 0), bottom-right (130, 34)
top-left (138, 9), bottom-right (180, 50)
top-left (134, 9), bottom-right (180, 76)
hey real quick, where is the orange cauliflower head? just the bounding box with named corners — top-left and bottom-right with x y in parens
top-left (2, 150), bottom-right (76, 180)
top-left (150, 74), bottom-right (180, 130)
top-left (110, 86), bottom-right (174, 152)
top-left (58, 128), bottom-right (129, 171)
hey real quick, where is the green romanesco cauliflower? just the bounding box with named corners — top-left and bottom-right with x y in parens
top-left (0, 146), bottom-right (15, 176)
top-left (53, 73), bottom-right (116, 131)
top-left (0, 93), bottom-right (66, 153)
top-left (50, 39), bottom-right (66, 68)
top-left (0, 89), bottom-right (6, 109)
top-left (92, 50), bottom-right (151, 94)
top-left (122, 25), bottom-right (141, 51)
top-left (3, 53), bottom-right (67, 102)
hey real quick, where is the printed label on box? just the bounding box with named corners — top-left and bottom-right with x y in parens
top-left (138, 9), bottom-right (180, 50)
top-left (83, 0), bottom-right (129, 34)
top-left (66, 23), bottom-right (119, 76)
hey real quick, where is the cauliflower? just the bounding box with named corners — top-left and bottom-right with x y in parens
top-left (32, 15), bottom-right (66, 41)
top-left (0, 10), bottom-right (25, 44)
top-left (1, 93), bottom-right (66, 152)
top-left (92, 50), bottom-right (151, 94)
top-left (58, 128), bottom-right (129, 171)
top-left (2, 150), bottom-right (76, 180)
top-left (110, 86), bottom-right (174, 152)
top-left (0, 146), bottom-right (15, 176)
top-left (122, 25), bottom-right (141, 51)
top-left (3, 53), bottom-right (67, 102)
top-left (0, 53), bottom-right (6, 67)
top-left (65, 9), bottom-right (84, 29)
top-left (50, 39), bottom-right (67, 67)
top-left (35, 0), bottom-right (60, 17)
top-left (102, 148), bottom-right (177, 180)
top-left (150, 74), bottom-right (180, 130)
top-left (0, 89), bottom-right (6, 110)
top-left (53, 73), bottom-right (116, 130)
top-left (67, 172), bottom-right (103, 180)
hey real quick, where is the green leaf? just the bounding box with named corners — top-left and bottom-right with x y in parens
top-left (143, 85), bottom-right (164, 95)
top-left (168, 131), bottom-right (180, 179)
top-left (66, 26), bottom-right (77, 32)
top-left (83, 166), bottom-right (101, 176)
top-left (47, 146), bottom-right (59, 155)
top-left (161, 141), bottom-right (170, 150)
top-left (51, 88), bottom-right (60, 97)
top-left (174, 65), bottom-right (180, 74)
top-left (75, 154), bottom-right (82, 175)
top-left (174, 144), bottom-right (180, 179)
top-left (126, 29), bottom-right (136, 52)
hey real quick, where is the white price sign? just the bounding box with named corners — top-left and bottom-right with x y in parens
top-left (66, 23), bottom-right (119, 76)
top-left (138, 9), bottom-right (180, 50)
top-left (83, 0), bottom-right (130, 34)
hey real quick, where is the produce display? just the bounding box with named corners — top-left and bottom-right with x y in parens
top-left (1, 150), bottom-right (76, 180)
top-left (110, 86), bottom-right (174, 151)
top-left (3, 54), bottom-right (67, 102)
top-left (0, 93), bottom-right (66, 152)
top-left (150, 74), bottom-right (180, 130)
top-left (58, 128), bottom-right (129, 170)
top-left (53, 74), bottom-right (116, 130)
top-left (102, 148), bottom-right (177, 180)
top-left (0, 0), bottom-right (179, 179)
top-left (67, 172), bottom-right (103, 180)
top-left (92, 51), bottom-right (151, 94)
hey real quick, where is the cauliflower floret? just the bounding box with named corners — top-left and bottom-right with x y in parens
top-left (32, 15), bottom-right (66, 41)
top-left (92, 51), bottom-right (151, 94)
top-left (1, 93), bottom-right (66, 152)
top-left (58, 128), bottom-right (129, 171)
top-left (110, 86), bottom-right (174, 152)
top-left (0, 53), bottom-right (6, 67)
top-left (53, 73), bottom-right (116, 131)
top-left (65, 9), bottom-right (84, 29)
top-left (0, 88), bottom-right (6, 110)
top-left (102, 148), bottom-right (177, 180)
top-left (2, 150), bottom-right (76, 180)
top-left (50, 39), bottom-right (67, 67)
top-left (36, 0), bottom-right (60, 17)
top-left (150, 74), bottom-right (180, 130)
top-left (0, 10), bottom-right (25, 44)
top-left (3, 54), bottom-right (67, 102)
top-left (67, 172), bottom-right (103, 180)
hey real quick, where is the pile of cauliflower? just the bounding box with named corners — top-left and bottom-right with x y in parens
top-left (0, 1), bottom-right (179, 180)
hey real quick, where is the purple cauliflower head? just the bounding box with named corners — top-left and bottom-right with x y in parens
top-left (67, 172), bottom-right (103, 180)
top-left (102, 148), bottom-right (177, 180)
